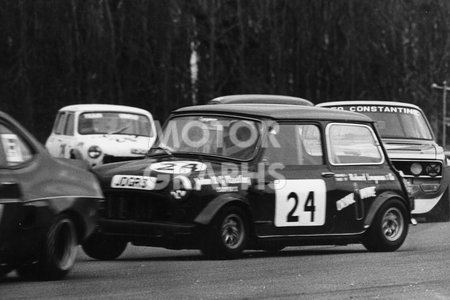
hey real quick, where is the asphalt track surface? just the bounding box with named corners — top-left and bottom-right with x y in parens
top-left (2, 222), bottom-right (450, 299)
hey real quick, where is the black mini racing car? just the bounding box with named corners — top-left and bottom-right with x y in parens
top-left (0, 111), bottom-right (103, 280)
top-left (83, 100), bottom-right (413, 260)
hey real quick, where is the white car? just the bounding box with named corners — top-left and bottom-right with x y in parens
top-left (317, 100), bottom-right (450, 222)
top-left (45, 104), bottom-right (156, 167)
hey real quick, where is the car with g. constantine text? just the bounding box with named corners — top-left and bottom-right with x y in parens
top-left (317, 100), bottom-right (450, 223)
top-left (82, 100), bottom-right (413, 260)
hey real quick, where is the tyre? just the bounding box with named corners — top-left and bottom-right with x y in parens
top-left (362, 200), bottom-right (408, 252)
top-left (82, 234), bottom-right (127, 260)
top-left (18, 214), bottom-right (78, 281)
top-left (201, 206), bottom-right (248, 259)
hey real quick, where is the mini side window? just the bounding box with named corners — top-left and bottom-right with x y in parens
top-left (264, 123), bottom-right (323, 165)
top-left (0, 124), bottom-right (34, 166)
top-left (298, 124), bottom-right (323, 164)
top-left (54, 112), bottom-right (67, 135)
top-left (64, 113), bottom-right (75, 136)
top-left (327, 123), bottom-right (383, 165)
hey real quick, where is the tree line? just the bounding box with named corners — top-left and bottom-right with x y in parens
top-left (0, 0), bottom-right (449, 142)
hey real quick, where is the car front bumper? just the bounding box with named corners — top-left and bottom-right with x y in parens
top-left (95, 218), bottom-right (200, 249)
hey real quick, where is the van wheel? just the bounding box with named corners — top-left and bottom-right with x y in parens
top-left (363, 200), bottom-right (408, 252)
top-left (82, 234), bottom-right (127, 260)
top-left (201, 206), bottom-right (248, 259)
top-left (18, 214), bottom-right (78, 280)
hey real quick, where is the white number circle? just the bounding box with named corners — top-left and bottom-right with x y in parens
top-left (150, 161), bottom-right (207, 174)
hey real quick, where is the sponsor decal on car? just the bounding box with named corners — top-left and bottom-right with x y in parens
top-left (193, 175), bottom-right (251, 190)
top-left (333, 106), bottom-right (420, 115)
top-left (335, 173), bottom-right (395, 183)
top-left (215, 186), bottom-right (239, 192)
top-left (119, 113), bottom-right (139, 120)
top-left (336, 186), bottom-right (376, 211)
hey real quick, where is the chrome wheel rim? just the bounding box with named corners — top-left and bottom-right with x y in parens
top-left (382, 207), bottom-right (404, 242)
top-left (221, 213), bottom-right (244, 249)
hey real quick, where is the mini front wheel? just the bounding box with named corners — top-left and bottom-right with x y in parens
top-left (201, 206), bottom-right (248, 259)
top-left (362, 200), bottom-right (408, 252)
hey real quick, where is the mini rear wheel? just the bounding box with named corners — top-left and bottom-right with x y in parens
top-left (362, 200), bottom-right (408, 252)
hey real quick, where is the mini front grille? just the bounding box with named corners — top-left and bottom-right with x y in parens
top-left (393, 160), bottom-right (443, 177)
top-left (102, 193), bottom-right (168, 222)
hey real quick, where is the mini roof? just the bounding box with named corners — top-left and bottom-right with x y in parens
top-left (209, 94), bottom-right (313, 106)
top-left (317, 100), bottom-right (422, 110)
top-left (58, 104), bottom-right (152, 116)
top-left (174, 103), bottom-right (373, 122)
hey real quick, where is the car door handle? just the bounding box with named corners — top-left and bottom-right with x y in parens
top-left (321, 172), bottom-right (335, 178)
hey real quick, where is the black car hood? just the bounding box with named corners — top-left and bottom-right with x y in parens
top-left (382, 138), bottom-right (443, 161)
top-left (92, 156), bottom-right (251, 193)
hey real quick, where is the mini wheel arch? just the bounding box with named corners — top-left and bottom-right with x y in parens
top-left (362, 197), bottom-right (409, 252)
top-left (364, 192), bottom-right (411, 229)
top-left (196, 198), bottom-right (255, 240)
top-left (194, 194), bottom-right (251, 226)
top-left (69, 149), bottom-right (83, 160)
top-left (200, 204), bottom-right (251, 259)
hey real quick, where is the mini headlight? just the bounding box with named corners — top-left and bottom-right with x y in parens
top-left (425, 163), bottom-right (441, 177)
top-left (88, 145), bottom-right (102, 159)
top-left (410, 162), bottom-right (423, 175)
